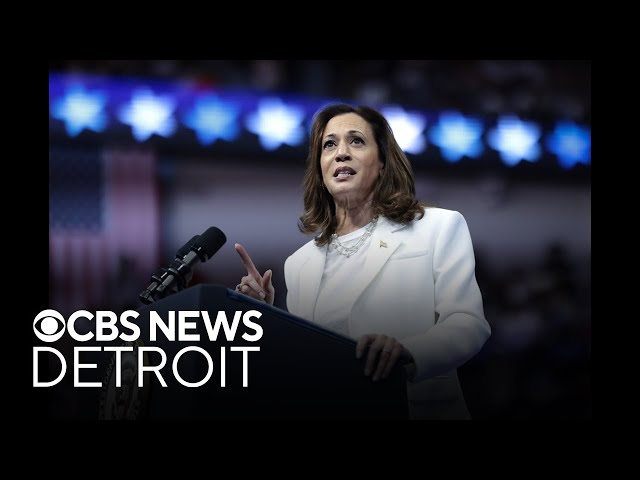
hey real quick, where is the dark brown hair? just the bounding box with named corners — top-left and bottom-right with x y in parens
top-left (298, 104), bottom-right (425, 245)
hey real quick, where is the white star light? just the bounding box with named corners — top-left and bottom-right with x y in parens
top-left (488, 115), bottom-right (541, 166)
top-left (51, 85), bottom-right (108, 136)
top-left (184, 96), bottom-right (240, 145)
top-left (429, 111), bottom-right (484, 162)
top-left (381, 106), bottom-right (427, 155)
top-left (245, 98), bottom-right (305, 151)
top-left (118, 88), bottom-right (177, 142)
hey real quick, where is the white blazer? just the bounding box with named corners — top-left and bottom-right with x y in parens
top-left (284, 207), bottom-right (491, 419)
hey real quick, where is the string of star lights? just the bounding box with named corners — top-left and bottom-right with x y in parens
top-left (49, 73), bottom-right (590, 171)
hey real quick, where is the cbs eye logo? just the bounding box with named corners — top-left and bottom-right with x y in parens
top-left (33, 309), bottom-right (66, 342)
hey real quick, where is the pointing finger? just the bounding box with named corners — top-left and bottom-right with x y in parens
top-left (235, 243), bottom-right (261, 279)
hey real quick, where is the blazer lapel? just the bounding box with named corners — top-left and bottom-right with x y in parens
top-left (298, 243), bottom-right (327, 321)
top-left (350, 216), bottom-right (403, 306)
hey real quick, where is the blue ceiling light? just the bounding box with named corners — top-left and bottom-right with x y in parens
top-left (546, 121), bottom-right (591, 169)
top-left (183, 95), bottom-right (241, 145)
top-left (488, 115), bottom-right (542, 166)
top-left (118, 88), bottom-right (177, 142)
top-left (429, 111), bottom-right (484, 162)
top-left (245, 98), bottom-right (305, 151)
top-left (381, 106), bottom-right (427, 155)
top-left (51, 85), bottom-right (108, 137)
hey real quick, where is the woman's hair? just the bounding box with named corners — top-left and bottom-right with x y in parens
top-left (298, 104), bottom-right (425, 245)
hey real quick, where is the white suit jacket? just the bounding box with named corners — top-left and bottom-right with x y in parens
top-left (284, 207), bottom-right (491, 419)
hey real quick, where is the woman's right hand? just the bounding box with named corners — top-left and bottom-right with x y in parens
top-left (234, 243), bottom-right (275, 305)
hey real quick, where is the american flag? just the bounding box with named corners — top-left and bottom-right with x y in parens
top-left (49, 147), bottom-right (160, 315)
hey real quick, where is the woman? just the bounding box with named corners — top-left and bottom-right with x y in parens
top-left (235, 104), bottom-right (491, 419)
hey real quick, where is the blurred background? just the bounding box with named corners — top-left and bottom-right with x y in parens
top-left (48, 59), bottom-right (591, 419)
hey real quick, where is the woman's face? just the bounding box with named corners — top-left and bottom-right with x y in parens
top-left (320, 113), bottom-right (383, 207)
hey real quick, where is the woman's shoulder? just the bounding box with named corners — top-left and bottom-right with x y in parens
top-left (396, 206), bottom-right (465, 230)
top-left (285, 237), bottom-right (322, 265)
top-left (418, 206), bottom-right (464, 223)
top-left (412, 208), bottom-right (475, 248)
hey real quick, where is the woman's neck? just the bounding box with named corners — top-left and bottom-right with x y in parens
top-left (334, 200), bottom-right (376, 236)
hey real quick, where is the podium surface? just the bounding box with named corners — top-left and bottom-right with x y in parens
top-left (104, 284), bottom-right (408, 419)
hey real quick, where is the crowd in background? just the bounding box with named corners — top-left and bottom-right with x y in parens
top-left (461, 243), bottom-right (591, 418)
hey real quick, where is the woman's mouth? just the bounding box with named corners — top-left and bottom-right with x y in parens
top-left (334, 166), bottom-right (356, 178)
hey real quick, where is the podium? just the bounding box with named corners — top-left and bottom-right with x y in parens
top-left (99, 284), bottom-right (408, 419)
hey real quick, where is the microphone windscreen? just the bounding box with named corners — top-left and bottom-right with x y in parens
top-left (176, 235), bottom-right (200, 259)
top-left (197, 226), bottom-right (227, 258)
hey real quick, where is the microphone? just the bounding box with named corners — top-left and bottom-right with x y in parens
top-left (139, 234), bottom-right (199, 302)
top-left (139, 227), bottom-right (227, 304)
top-left (175, 234), bottom-right (200, 259)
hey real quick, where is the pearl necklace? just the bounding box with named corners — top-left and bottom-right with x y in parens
top-left (330, 216), bottom-right (379, 258)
